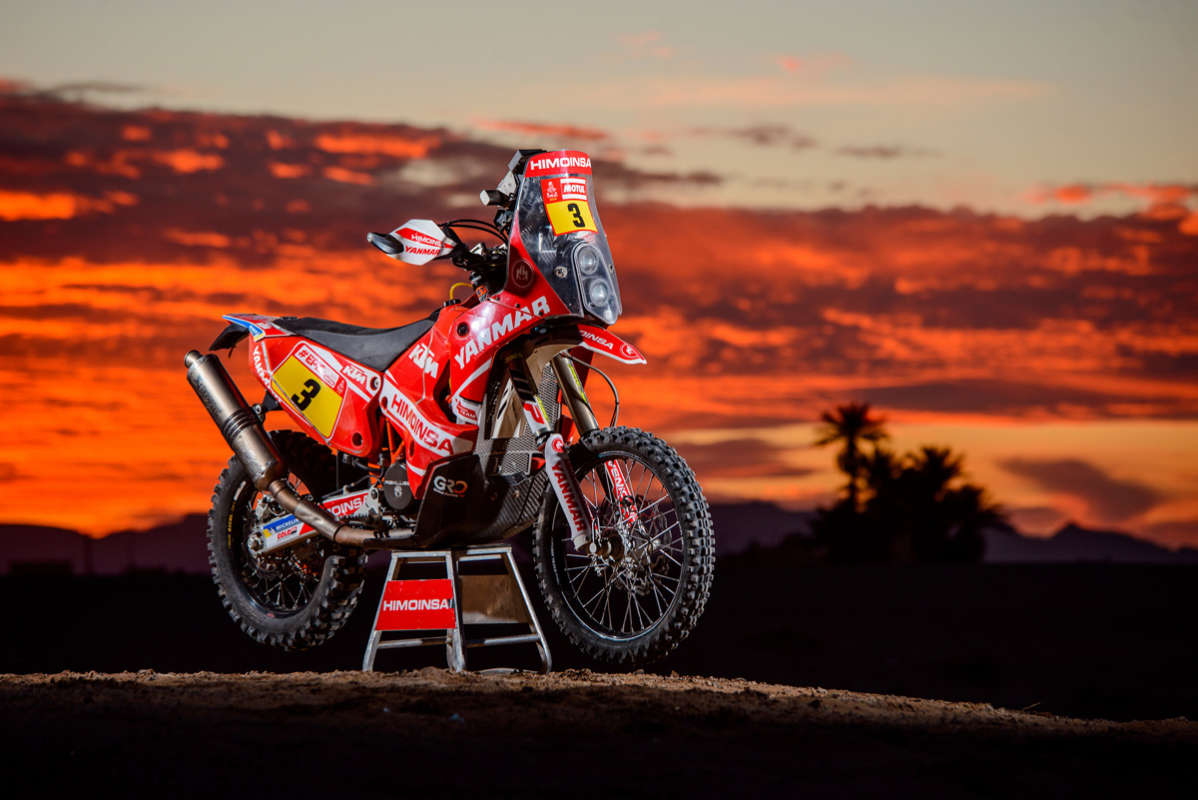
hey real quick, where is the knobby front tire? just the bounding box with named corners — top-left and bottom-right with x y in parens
top-left (532, 426), bottom-right (715, 667)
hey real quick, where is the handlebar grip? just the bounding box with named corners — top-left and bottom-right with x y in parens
top-left (479, 189), bottom-right (512, 208)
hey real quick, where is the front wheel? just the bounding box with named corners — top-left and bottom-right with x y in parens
top-left (532, 426), bottom-right (715, 667)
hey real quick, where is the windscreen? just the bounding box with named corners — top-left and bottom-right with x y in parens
top-left (512, 151), bottom-right (621, 325)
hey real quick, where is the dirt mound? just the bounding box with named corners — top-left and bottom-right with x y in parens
top-left (1, 670), bottom-right (1193, 797)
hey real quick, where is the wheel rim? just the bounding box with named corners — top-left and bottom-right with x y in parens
top-left (229, 479), bottom-right (326, 616)
top-left (549, 453), bottom-right (686, 641)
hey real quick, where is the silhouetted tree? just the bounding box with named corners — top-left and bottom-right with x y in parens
top-left (812, 410), bottom-right (1004, 563)
top-left (814, 403), bottom-right (888, 512)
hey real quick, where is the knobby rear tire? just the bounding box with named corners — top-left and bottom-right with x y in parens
top-left (206, 430), bottom-right (367, 652)
top-left (531, 426), bottom-right (715, 667)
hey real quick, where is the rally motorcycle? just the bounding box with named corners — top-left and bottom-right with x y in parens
top-left (185, 149), bottom-right (714, 666)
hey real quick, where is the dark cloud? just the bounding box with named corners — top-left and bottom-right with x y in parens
top-left (999, 458), bottom-right (1165, 521)
top-left (689, 124), bottom-right (817, 150)
top-left (674, 438), bottom-right (815, 481)
top-left (859, 380), bottom-right (1171, 419)
top-left (835, 145), bottom-right (938, 159)
top-left (0, 89), bottom-right (728, 271)
top-left (32, 81), bottom-right (152, 100)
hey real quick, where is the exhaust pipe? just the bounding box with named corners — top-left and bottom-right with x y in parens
top-left (184, 350), bottom-right (380, 548)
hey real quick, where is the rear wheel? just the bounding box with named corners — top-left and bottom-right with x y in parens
top-left (206, 430), bottom-right (367, 651)
top-left (532, 426), bottom-right (715, 667)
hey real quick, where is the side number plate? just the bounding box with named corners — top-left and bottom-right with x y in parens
top-left (272, 349), bottom-right (345, 437)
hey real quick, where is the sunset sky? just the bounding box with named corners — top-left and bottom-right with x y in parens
top-left (1, 2), bottom-right (1196, 547)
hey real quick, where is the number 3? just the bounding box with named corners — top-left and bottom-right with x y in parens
top-left (292, 379), bottom-right (321, 410)
top-left (567, 202), bottom-right (585, 228)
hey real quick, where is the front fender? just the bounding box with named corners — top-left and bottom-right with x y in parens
top-left (576, 325), bottom-right (646, 365)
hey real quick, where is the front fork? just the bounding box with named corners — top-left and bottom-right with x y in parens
top-left (510, 354), bottom-right (639, 551)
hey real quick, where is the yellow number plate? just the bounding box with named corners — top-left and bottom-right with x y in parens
top-left (541, 177), bottom-right (597, 236)
top-left (272, 354), bottom-right (344, 438)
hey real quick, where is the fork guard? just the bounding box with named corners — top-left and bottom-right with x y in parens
top-left (544, 432), bottom-right (594, 550)
top-left (506, 357), bottom-right (595, 551)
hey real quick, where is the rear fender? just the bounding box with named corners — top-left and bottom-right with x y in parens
top-left (210, 313), bottom-right (295, 351)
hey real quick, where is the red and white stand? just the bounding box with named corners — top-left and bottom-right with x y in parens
top-left (362, 545), bottom-right (552, 673)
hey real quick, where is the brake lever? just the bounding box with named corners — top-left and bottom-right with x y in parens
top-left (450, 243), bottom-right (485, 271)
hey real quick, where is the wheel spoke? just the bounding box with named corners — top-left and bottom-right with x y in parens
top-left (649, 580), bottom-right (667, 617)
top-left (645, 520), bottom-right (682, 546)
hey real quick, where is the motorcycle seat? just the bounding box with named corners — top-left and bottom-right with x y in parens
top-left (276, 316), bottom-right (435, 372)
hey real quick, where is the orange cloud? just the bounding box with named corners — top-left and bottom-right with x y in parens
top-left (314, 132), bottom-right (437, 159)
top-left (1140, 202), bottom-right (1189, 221)
top-left (322, 165), bottom-right (373, 185)
top-left (0, 189), bottom-right (137, 220)
top-left (266, 130), bottom-right (294, 150)
top-left (162, 229), bottom-right (231, 248)
top-left (774, 53), bottom-right (851, 76)
top-left (776, 55), bottom-right (802, 73)
top-left (268, 162), bottom-right (311, 178)
top-left (195, 131), bottom-right (229, 149)
top-left (152, 149), bottom-right (224, 173)
top-left (1030, 182), bottom-right (1198, 208)
top-left (121, 125), bottom-right (152, 141)
top-left (64, 150), bottom-right (140, 178)
top-left (0, 190), bottom-right (85, 220)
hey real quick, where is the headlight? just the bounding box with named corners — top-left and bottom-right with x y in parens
top-left (573, 244), bottom-right (602, 275)
top-left (586, 278), bottom-right (611, 306)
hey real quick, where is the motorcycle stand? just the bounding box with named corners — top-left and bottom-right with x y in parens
top-left (362, 544), bottom-right (552, 674)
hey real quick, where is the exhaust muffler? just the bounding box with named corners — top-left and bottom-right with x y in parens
top-left (184, 350), bottom-right (379, 549)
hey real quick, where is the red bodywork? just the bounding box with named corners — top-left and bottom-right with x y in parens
top-left (223, 150), bottom-right (646, 500)
top-left (225, 275), bottom-right (638, 499)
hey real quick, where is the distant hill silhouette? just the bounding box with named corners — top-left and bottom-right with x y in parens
top-left (708, 501), bottom-right (815, 556)
top-left (0, 514), bottom-right (211, 575)
top-left (983, 521), bottom-right (1198, 564)
top-left (1, 504), bottom-right (1196, 574)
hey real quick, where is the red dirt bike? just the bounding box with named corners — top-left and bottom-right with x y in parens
top-left (185, 149), bottom-right (714, 666)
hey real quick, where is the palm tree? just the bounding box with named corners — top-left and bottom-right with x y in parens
top-left (906, 446), bottom-right (964, 501)
top-left (814, 402), bottom-right (889, 511)
top-left (883, 446), bottom-right (1003, 562)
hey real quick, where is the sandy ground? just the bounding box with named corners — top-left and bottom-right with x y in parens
top-left (1, 669), bottom-right (1194, 798)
